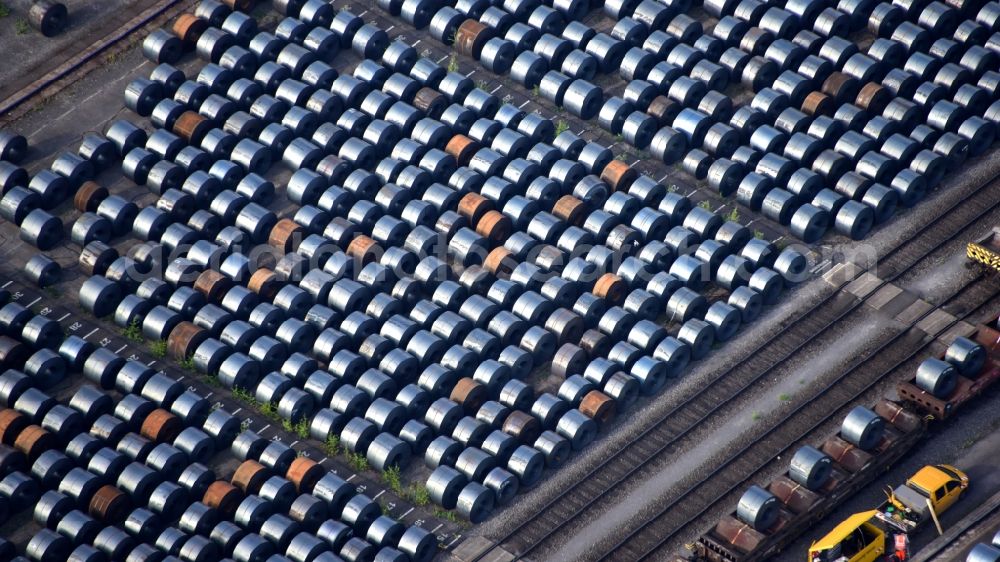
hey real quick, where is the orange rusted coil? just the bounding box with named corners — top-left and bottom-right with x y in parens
top-left (173, 111), bottom-right (212, 145)
top-left (248, 268), bottom-right (280, 301)
top-left (346, 235), bottom-right (381, 265)
top-left (194, 269), bottom-right (232, 303)
top-left (232, 459), bottom-right (270, 494)
top-left (714, 515), bottom-right (766, 553)
top-left (167, 321), bottom-right (208, 361)
top-left (413, 87), bottom-right (448, 117)
top-left (14, 425), bottom-right (56, 462)
top-left (444, 134), bottom-right (479, 166)
top-left (0, 410), bottom-right (28, 445)
top-left (801, 92), bottom-right (834, 116)
top-left (768, 475), bottom-right (821, 514)
top-left (140, 409), bottom-right (182, 443)
top-left (204, 481), bottom-right (243, 515)
top-left (450, 377), bottom-right (487, 413)
top-left (821, 72), bottom-right (857, 102)
top-left (89, 484), bottom-right (130, 522)
top-left (552, 195), bottom-right (587, 226)
top-left (269, 218), bottom-right (304, 254)
top-left (874, 399), bottom-right (922, 433)
top-left (454, 19), bottom-right (492, 58)
top-left (502, 410), bottom-right (542, 444)
top-left (287, 457), bottom-right (324, 493)
top-left (172, 13), bottom-right (208, 44)
top-left (457, 192), bottom-right (493, 224)
top-left (821, 435), bottom-right (872, 473)
top-left (483, 247), bottom-right (516, 277)
top-left (647, 95), bottom-right (679, 125)
top-left (74, 181), bottom-right (108, 213)
top-left (855, 82), bottom-right (890, 113)
top-left (593, 273), bottom-right (627, 304)
top-left (475, 210), bottom-right (512, 243)
top-left (579, 390), bottom-right (616, 424)
top-left (601, 160), bottom-right (638, 192)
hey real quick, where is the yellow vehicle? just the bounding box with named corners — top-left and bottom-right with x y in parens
top-left (808, 510), bottom-right (886, 562)
top-left (808, 466), bottom-right (969, 562)
top-left (879, 464), bottom-right (968, 532)
top-left (968, 227), bottom-right (1000, 272)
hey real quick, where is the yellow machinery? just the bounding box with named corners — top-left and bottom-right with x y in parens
top-left (808, 510), bottom-right (886, 562)
top-left (968, 227), bottom-right (1000, 272)
top-left (808, 465), bottom-right (969, 562)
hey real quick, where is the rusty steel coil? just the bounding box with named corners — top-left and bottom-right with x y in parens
top-left (855, 82), bottom-right (890, 114)
top-left (203, 480), bottom-right (243, 515)
top-left (88, 484), bottom-right (130, 522)
top-left (579, 390), bottom-right (616, 423)
top-left (445, 134), bottom-right (480, 166)
top-left (801, 91), bottom-right (834, 116)
top-left (593, 273), bottom-right (627, 304)
top-left (821, 72), bottom-right (857, 103)
top-left (14, 424), bottom-right (56, 462)
top-left (231, 459), bottom-right (269, 494)
top-left (484, 247), bottom-right (516, 277)
top-left (458, 192), bottom-right (493, 224)
top-left (552, 195), bottom-right (587, 226)
top-left (413, 87), bottom-right (448, 117)
top-left (140, 408), bottom-right (182, 442)
top-left (193, 269), bottom-right (232, 303)
top-left (248, 269), bottom-right (280, 300)
top-left (346, 235), bottom-right (381, 265)
top-left (450, 378), bottom-right (487, 413)
top-left (172, 13), bottom-right (208, 45)
top-left (600, 160), bottom-right (638, 192)
top-left (286, 457), bottom-right (323, 493)
top-left (502, 410), bottom-right (541, 444)
top-left (269, 218), bottom-right (305, 254)
top-left (167, 321), bottom-right (208, 361)
top-left (74, 181), bottom-right (108, 213)
top-left (648, 95), bottom-right (681, 126)
top-left (455, 19), bottom-right (492, 58)
top-left (0, 410), bottom-right (28, 444)
top-left (475, 210), bottom-right (512, 243)
top-left (173, 111), bottom-right (212, 145)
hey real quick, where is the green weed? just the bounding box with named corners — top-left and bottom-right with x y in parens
top-left (779, 393), bottom-right (791, 402)
top-left (179, 355), bottom-right (196, 372)
top-left (150, 340), bottom-right (167, 358)
top-left (0, 4), bottom-right (10, 18)
top-left (447, 54), bottom-right (459, 73)
top-left (408, 483), bottom-right (430, 506)
top-left (754, 230), bottom-right (765, 239)
top-left (348, 451), bottom-right (369, 472)
top-left (15, 18), bottom-right (28, 34)
top-left (383, 465), bottom-right (403, 494)
top-left (324, 434), bottom-right (340, 456)
top-left (698, 200), bottom-right (712, 210)
top-left (123, 319), bottom-right (143, 343)
top-left (726, 207), bottom-right (740, 223)
top-left (555, 120), bottom-right (569, 136)
top-left (752, 411), bottom-right (762, 421)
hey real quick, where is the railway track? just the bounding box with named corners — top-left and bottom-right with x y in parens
top-left (471, 177), bottom-right (1000, 561)
top-left (601, 272), bottom-right (1000, 561)
top-left (0, 0), bottom-right (185, 120)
